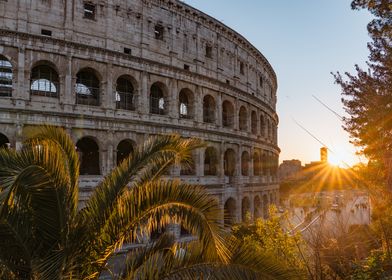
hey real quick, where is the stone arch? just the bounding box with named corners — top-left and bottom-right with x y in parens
top-left (224, 148), bottom-right (236, 176)
top-left (75, 68), bottom-right (100, 106)
top-left (0, 133), bottom-right (10, 149)
top-left (241, 196), bottom-right (251, 222)
top-left (76, 137), bottom-right (100, 175)
top-left (116, 75), bottom-right (136, 110)
top-left (0, 55), bottom-right (13, 97)
top-left (150, 82), bottom-right (167, 115)
top-left (224, 197), bottom-right (237, 226)
top-left (204, 146), bottom-right (218, 176)
top-left (222, 100), bottom-right (234, 128)
top-left (263, 194), bottom-right (269, 219)
top-left (179, 88), bottom-right (194, 119)
top-left (203, 94), bottom-right (216, 123)
top-left (30, 62), bottom-right (60, 98)
top-left (253, 150), bottom-right (261, 176)
top-left (241, 151), bottom-right (250, 176)
top-left (116, 139), bottom-right (135, 165)
top-left (254, 195), bottom-right (261, 219)
top-left (238, 106), bottom-right (248, 131)
top-left (251, 111), bottom-right (257, 135)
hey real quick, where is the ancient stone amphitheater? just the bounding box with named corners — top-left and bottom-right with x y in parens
top-left (0, 0), bottom-right (279, 226)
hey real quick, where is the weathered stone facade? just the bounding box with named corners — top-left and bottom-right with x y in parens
top-left (0, 0), bottom-right (279, 223)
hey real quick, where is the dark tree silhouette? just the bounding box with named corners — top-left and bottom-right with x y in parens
top-left (334, 0), bottom-right (392, 189)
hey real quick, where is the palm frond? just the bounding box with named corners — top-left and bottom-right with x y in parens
top-left (24, 125), bottom-right (80, 220)
top-left (98, 180), bottom-right (228, 265)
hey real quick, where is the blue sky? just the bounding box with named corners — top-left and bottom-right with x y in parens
top-left (183, 0), bottom-right (373, 166)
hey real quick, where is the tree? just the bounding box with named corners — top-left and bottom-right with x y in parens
top-left (232, 206), bottom-right (308, 279)
top-left (0, 126), bottom-right (222, 279)
top-left (0, 126), bottom-right (295, 280)
top-left (333, 0), bottom-right (392, 189)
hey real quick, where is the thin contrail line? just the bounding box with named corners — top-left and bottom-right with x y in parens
top-left (312, 95), bottom-right (343, 121)
top-left (292, 118), bottom-right (332, 152)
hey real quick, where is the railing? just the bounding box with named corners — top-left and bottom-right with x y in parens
top-left (116, 92), bottom-right (137, 110)
top-left (150, 96), bottom-right (165, 115)
top-left (76, 87), bottom-right (100, 106)
top-left (0, 86), bottom-right (12, 97)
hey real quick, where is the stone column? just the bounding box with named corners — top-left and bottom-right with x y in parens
top-left (196, 148), bottom-right (205, 177)
top-left (16, 47), bottom-right (26, 102)
top-left (15, 123), bottom-right (23, 151)
top-left (104, 63), bottom-right (115, 110)
top-left (168, 78), bottom-right (178, 118)
top-left (139, 71), bottom-right (149, 114)
top-left (217, 93), bottom-right (222, 127)
top-left (219, 142), bottom-right (225, 177)
top-left (250, 147), bottom-right (254, 177)
top-left (64, 55), bottom-right (74, 105)
top-left (194, 86), bottom-right (203, 123)
top-left (234, 97), bottom-right (239, 130)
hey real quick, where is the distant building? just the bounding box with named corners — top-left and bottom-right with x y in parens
top-left (320, 147), bottom-right (328, 163)
top-left (278, 160), bottom-right (302, 181)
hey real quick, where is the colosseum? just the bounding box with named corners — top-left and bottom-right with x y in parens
top-left (0, 0), bottom-right (279, 227)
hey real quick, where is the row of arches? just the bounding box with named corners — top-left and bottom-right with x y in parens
top-left (224, 193), bottom-right (277, 226)
top-left (0, 55), bottom-right (277, 140)
top-left (0, 132), bottom-right (278, 177)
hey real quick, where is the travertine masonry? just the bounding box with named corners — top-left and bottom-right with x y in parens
top-left (0, 0), bottom-right (279, 223)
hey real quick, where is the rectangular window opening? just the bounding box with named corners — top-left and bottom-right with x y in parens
top-left (84, 3), bottom-right (96, 20)
top-left (240, 62), bottom-right (245, 75)
top-left (41, 29), bottom-right (52, 37)
top-left (124, 48), bottom-right (132, 55)
top-left (154, 25), bottom-right (164, 40)
top-left (184, 64), bottom-right (190, 71)
top-left (205, 45), bottom-right (212, 59)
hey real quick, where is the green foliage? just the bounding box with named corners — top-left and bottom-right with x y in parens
top-left (232, 206), bottom-right (307, 279)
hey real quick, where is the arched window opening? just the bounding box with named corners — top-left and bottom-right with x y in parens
top-left (76, 137), bottom-right (100, 175)
top-left (116, 76), bottom-right (135, 110)
top-left (260, 115), bottom-right (265, 137)
top-left (253, 151), bottom-right (261, 176)
top-left (224, 149), bottom-right (236, 176)
top-left (224, 198), bottom-right (236, 227)
top-left (254, 196), bottom-right (261, 219)
top-left (117, 139), bottom-right (134, 165)
top-left (0, 133), bottom-right (10, 149)
top-left (203, 95), bottom-right (215, 123)
top-left (242, 197), bottom-right (250, 222)
top-left (204, 147), bottom-right (218, 176)
top-left (30, 64), bottom-right (59, 97)
top-left (150, 83), bottom-right (166, 115)
top-left (251, 111), bottom-right (257, 135)
top-left (263, 194), bottom-right (269, 219)
top-left (241, 151), bottom-right (249, 176)
top-left (239, 106), bottom-right (248, 131)
top-left (222, 101), bottom-right (234, 128)
top-left (75, 69), bottom-right (100, 106)
top-left (179, 89), bottom-right (193, 119)
top-left (0, 55), bottom-right (12, 97)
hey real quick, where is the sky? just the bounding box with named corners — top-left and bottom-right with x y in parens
top-left (182, 0), bottom-right (373, 167)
